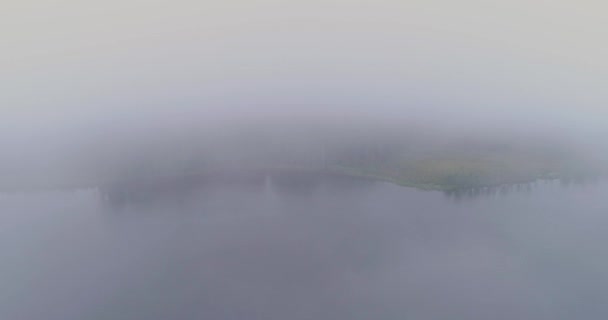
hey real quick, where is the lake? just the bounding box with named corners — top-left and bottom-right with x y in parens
top-left (1, 175), bottom-right (607, 320)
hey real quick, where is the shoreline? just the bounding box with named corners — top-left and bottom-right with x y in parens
top-left (0, 166), bottom-right (602, 194)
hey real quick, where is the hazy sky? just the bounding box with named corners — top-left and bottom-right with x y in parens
top-left (2, 0), bottom-right (607, 138)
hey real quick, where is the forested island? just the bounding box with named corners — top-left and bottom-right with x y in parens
top-left (1, 120), bottom-right (602, 193)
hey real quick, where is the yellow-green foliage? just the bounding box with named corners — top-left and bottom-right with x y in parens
top-left (333, 146), bottom-right (589, 190)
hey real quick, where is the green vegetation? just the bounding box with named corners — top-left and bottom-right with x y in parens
top-left (327, 144), bottom-right (602, 191)
top-left (1, 133), bottom-right (604, 193)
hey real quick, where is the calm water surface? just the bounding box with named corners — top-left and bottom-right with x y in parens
top-left (1, 176), bottom-right (608, 320)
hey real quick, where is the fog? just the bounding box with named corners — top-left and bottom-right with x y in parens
top-left (3, 175), bottom-right (608, 320)
top-left (2, 1), bottom-right (608, 319)
top-left (3, 1), bottom-right (608, 183)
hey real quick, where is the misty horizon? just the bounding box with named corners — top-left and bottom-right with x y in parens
top-left (2, 1), bottom-right (608, 320)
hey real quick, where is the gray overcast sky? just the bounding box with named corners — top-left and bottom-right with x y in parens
top-left (1, 0), bottom-right (607, 135)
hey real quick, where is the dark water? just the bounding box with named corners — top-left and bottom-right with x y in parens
top-left (1, 176), bottom-right (608, 320)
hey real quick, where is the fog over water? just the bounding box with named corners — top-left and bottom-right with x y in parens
top-left (3, 2), bottom-right (608, 175)
top-left (2, 0), bottom-right (608, 319)
top-left (2, 177), bottom-right (608, 320)
top-left (3, 1), bottom-right (608, 184)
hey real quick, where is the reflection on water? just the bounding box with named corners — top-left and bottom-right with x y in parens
top-left (99, 172), bottom-right (375, 211)
top-left (443, 183), bottom-right (535, 201)
top-left (2, 176), bottom-right (608, 320)
top-left (443, 177), bottom-right (604, 202)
